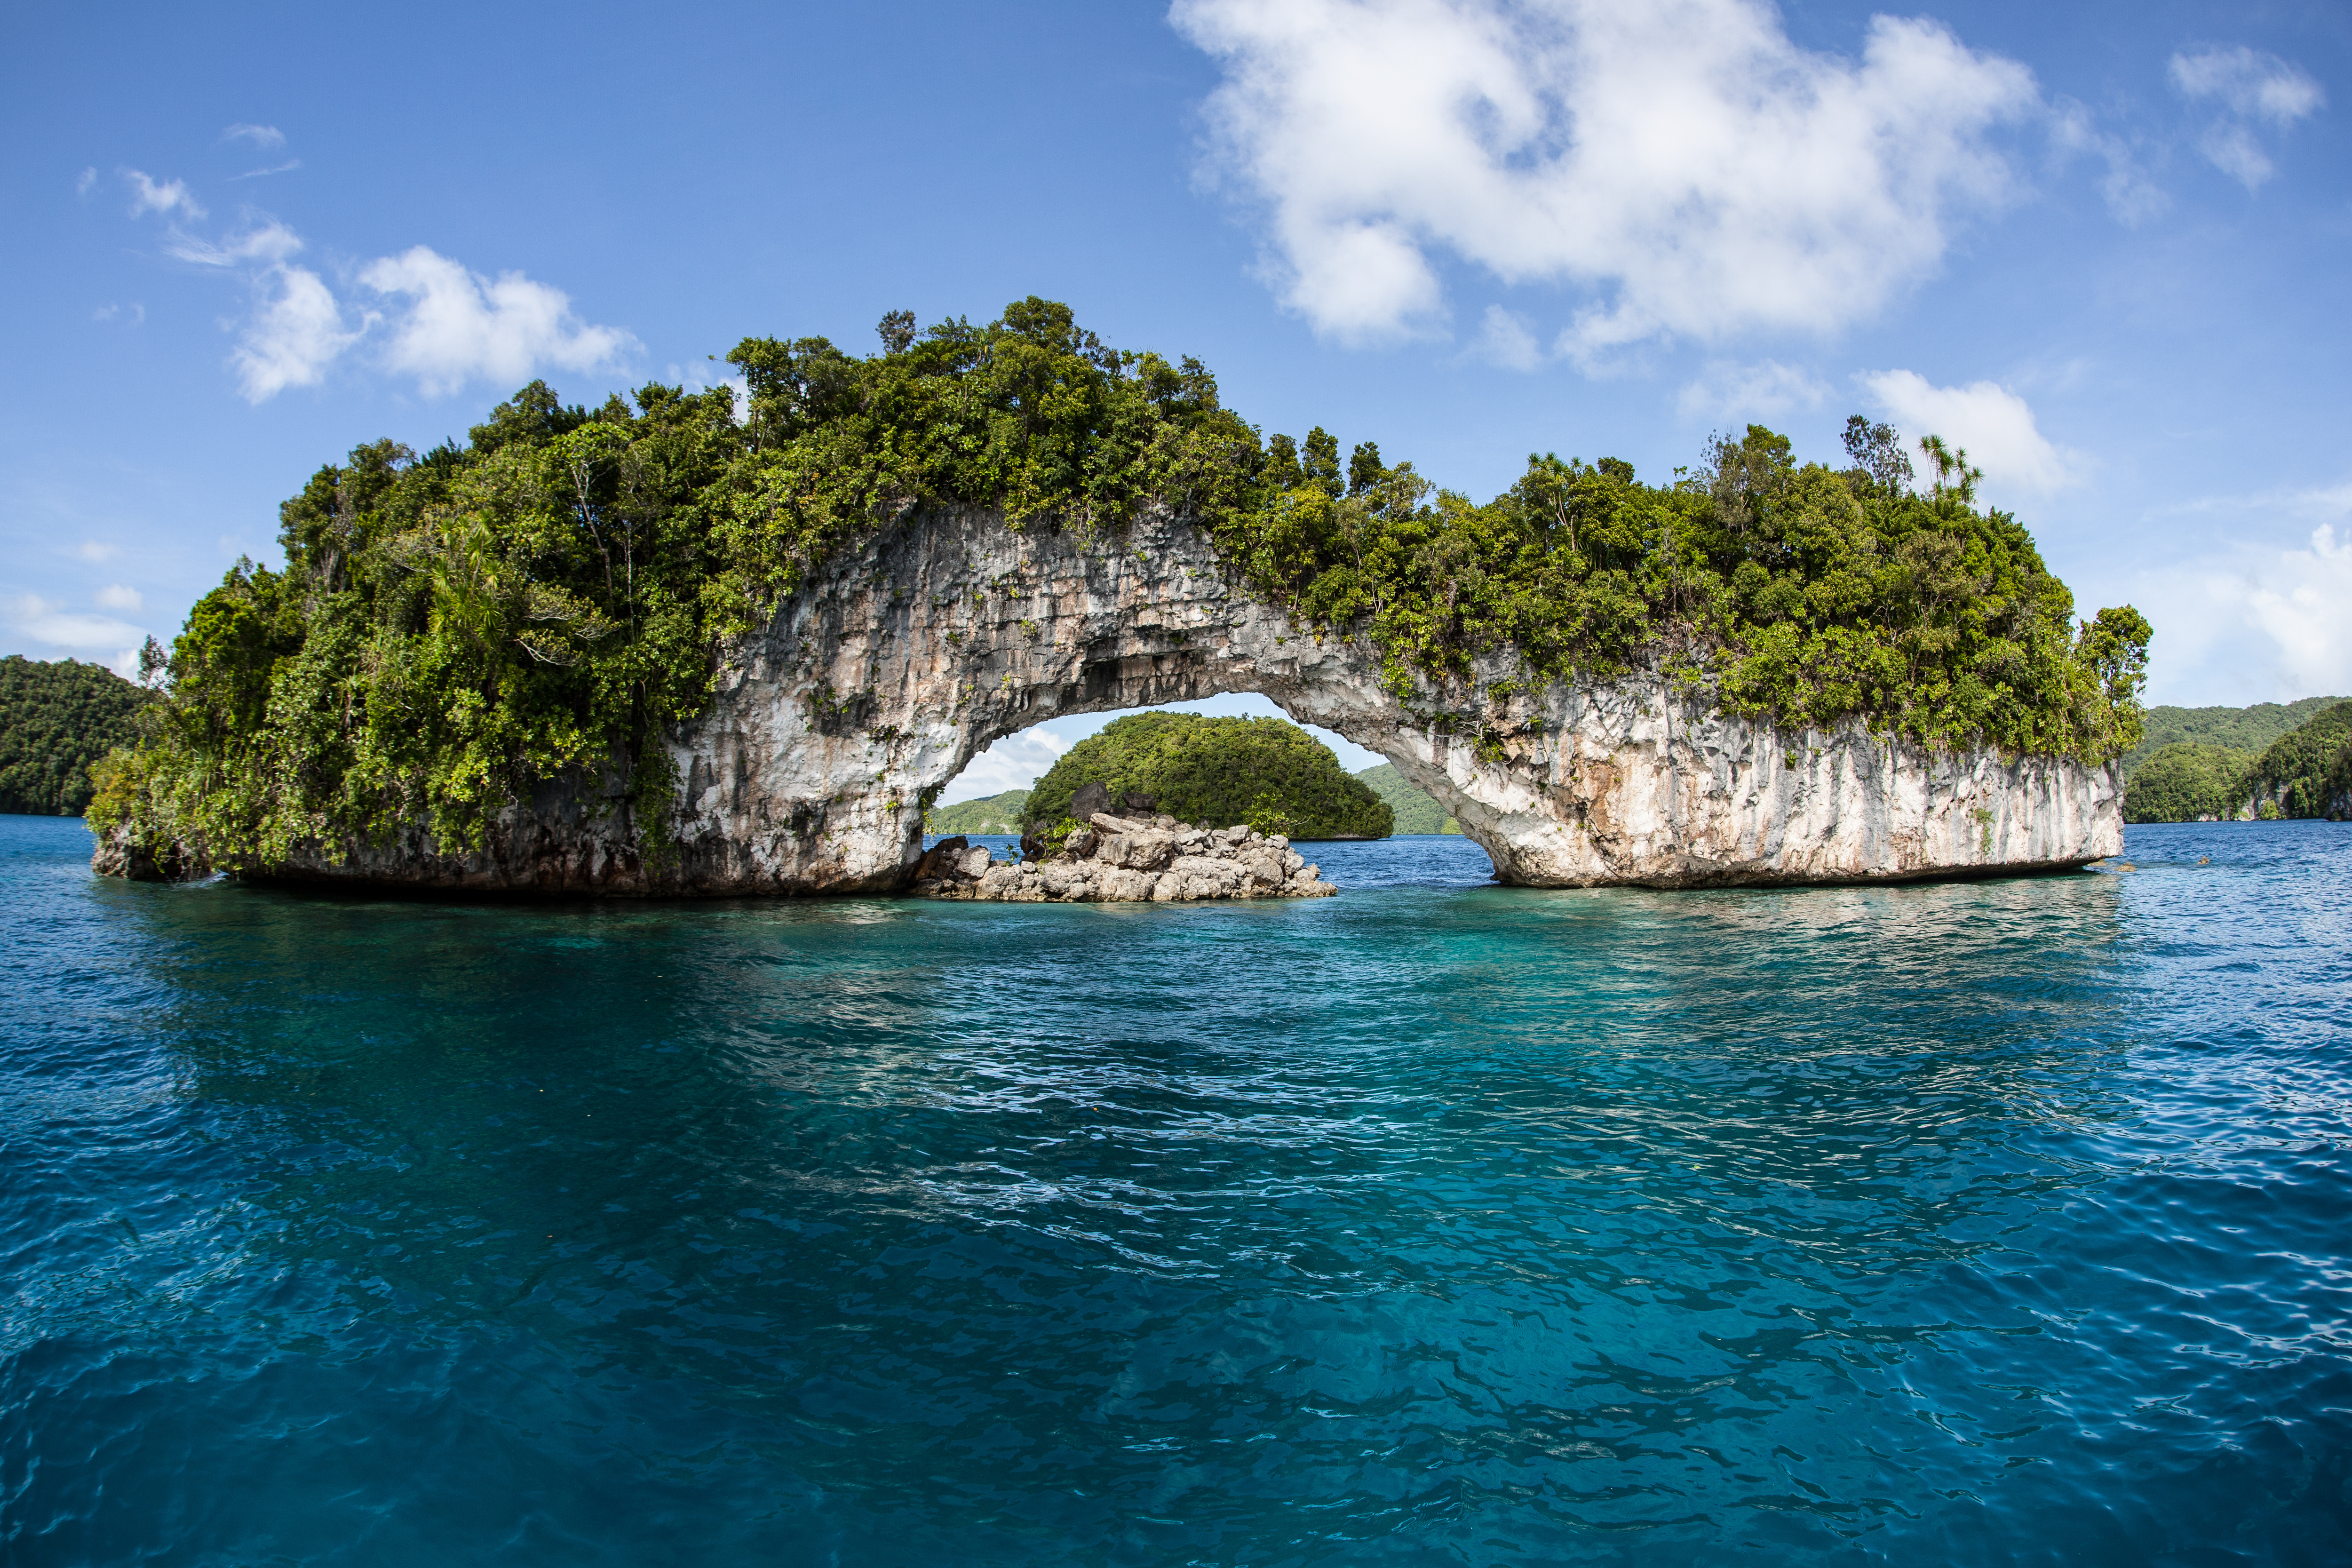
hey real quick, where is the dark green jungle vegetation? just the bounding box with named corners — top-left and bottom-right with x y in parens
top-left (1027, 713), bottom-right (1392, 840)
top-left (2122, 700), bottom-right (2352, 822)
top-left (91, 297), bottom-right (2150, 869)
top-left (0, 656), bottom-right (151, 816)
top-left (1355, 763), bottom-right (1459, 835)
top-left (925, 788), bottom-right (1029, 836)
top-left (2116, 695), bottom-right (2346, 780)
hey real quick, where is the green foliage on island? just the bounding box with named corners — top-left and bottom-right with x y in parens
top-left (2117, 695), bottom-right (2347, 781)
top-left (1027, 713), bottom-right (1392, 840)
top-left (926, 789), bottom-right (1029, 835)
top-left (2121, 700), bottom-right (2352, 822)
top-left (2248, 701), bottom-right (2352, 820)
top-left (93, 298), bottom-right (2147, 871)
top-left (2122, 744), bottom-right (2259, 823)
top-left (1355, 763), bottom-right (1458, 835)
top-left (0, 656), bottom-right (152, 816)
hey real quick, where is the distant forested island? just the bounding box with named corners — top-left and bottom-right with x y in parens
top-left (1025, 713), bottom-right (1391, 840)
top-left (927, 751), bottom-right (1462, 838)
top-left (2122, 697), bottom-right (2352, 822)
top-left (927, 789), bottom-right (1032, 836)
top-left (0, 656), bottom-right (152, 816)
top-left (1355, 764), bottom-right (1460, 835)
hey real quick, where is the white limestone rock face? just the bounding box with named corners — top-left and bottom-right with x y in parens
top-left (184, 503), bottom-right (2120, 895)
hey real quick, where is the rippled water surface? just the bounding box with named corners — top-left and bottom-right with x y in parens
top-left (3, 818), bottom-right (2348, 1565)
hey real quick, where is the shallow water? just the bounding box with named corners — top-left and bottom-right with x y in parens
top-left (3, 817), bottom-right (2347, 1565)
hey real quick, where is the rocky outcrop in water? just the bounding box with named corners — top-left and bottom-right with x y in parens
top-left (109, 504), bottom-right (2122, 895)
top-left (913, 812), bottom-right (1335, 903)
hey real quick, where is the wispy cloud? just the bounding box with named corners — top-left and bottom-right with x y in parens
top-left (110, 164), bottom-right (639, 403)
top-left (222, 123), bottom-right (286, 150)
top-left (95, 584), bottom-right (144, 612)
top-left (2169, 46), bottom-right (2325, 191)
top-left (123, 169), bottom-right (204, 220)
top-left (1677, 360), bottom-right (1828, 422)
top-left (2050, 100), bottom-right (2169, 225)
top-left (92, 302), bottom-right (146, 326)
top-left (229, 160), bottom-right (302, 182)
top-left (1172, 0), bottom-right (2039, 354)
top-left (1466, 305), bottom-right (1542, 371)
top-left (76, 167), bottom-right (97, 197)
top-left (1859, 370), bottom-right (2081, 496)
top-left (73, 541), bottom-right (120, 563)
top-left (166, 220), bottom-right (303, 268)
top-left (5, 592), bottom-right (145, 653)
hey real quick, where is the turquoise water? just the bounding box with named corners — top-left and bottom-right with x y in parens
top-left (3, 815), bottom-right (2347, 1565)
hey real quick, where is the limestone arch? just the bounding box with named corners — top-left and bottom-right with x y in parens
top-left (664, 503), bottom-right (2116, 898)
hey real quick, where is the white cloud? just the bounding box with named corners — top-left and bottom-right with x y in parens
top-left (1858, 369), bottom-right (2079, 496)
top-left (1468, 305), bottom-right (1542, 370)
top-left (2122, 489), bottom-right (2352, 705)
top-left (92, 302), bottom-right (146, 326)
top-left (74, 541), bottom-right (119, 563)
top-left (359, 247), bottom-right (638, 398)
top-left (95, 584), bottom-right (143, 612)
top-left (2170, 47), bottom-right (2324, 124)
top-left (1677, 359), bottom-right (1827, 421)
top-left (115, 198), bottom-right (632, 402)
top-left (124, 169), bottom-right (204, 220)
top-left (940, 726), bottom-right (1070, 804)
top-left (222, 123), bottom-right (286, 150)
top-left (2169, 46), bottom-right (2324, 191)
top-left (229, 160), bottom-right (302, 182)
top-left (76, 167), bottom-right (97, 197)
top-left (232, 264), bottom-right (359, 402)
top-left (5, 593), bottom-right (144, 653)
top-left (166, 220), bottom-right (303, 268)
top-left (1173, 0), bottom-right (2038, 350)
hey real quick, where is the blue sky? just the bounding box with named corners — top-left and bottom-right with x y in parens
top-left (5, 0), bottom-right (2345, 802)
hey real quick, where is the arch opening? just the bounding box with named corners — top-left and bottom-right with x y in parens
top-left (921, 691), bottom-right (1479, 862)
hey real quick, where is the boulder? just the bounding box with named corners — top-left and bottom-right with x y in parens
top-left (915, 809), bottom-right (1345, 904)
top-left (1070, 780), bottom-right (1113, 822)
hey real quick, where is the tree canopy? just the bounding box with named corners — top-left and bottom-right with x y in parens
top-left (1027, 713), bottom-right (1393, 840)
top-left (2122, 743), bottom-right (2258, 823)
top-left (0, 657), bottom-right (151, 815)
top-left (2249, 700), bottom-right (2352, 820)
top-left (2116, 695), bottom-right (2347, 780)
top-left (92, 298), bottom-right (2150, 870)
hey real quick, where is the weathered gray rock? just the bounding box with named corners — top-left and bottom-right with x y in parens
top-left (917, 811), bottom-right (1335, 903)
top-left (124, 502), bottom-right (2121, 894)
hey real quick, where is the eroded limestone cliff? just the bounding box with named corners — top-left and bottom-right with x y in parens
top-left (116, 504), bottom-right (2120, 894)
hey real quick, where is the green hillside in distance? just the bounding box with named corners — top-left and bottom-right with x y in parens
top-left (1030, 712), bottom-right (1391, 840)
top-left (2118, 696), bottom-right (2347, 780)
top-left (2122, 700), bottom-right (2352, 821)
top-left (2122, 743), bottom-right (2258, 823)
top-left (0, 656), bottom-right (152, 816)
top-left (2247, 700), bottom-right (2352, 820)
top-left (926, 789), bottom-right (1029, 835)
top-left (1355, 764), bottom-right (1459, 835)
